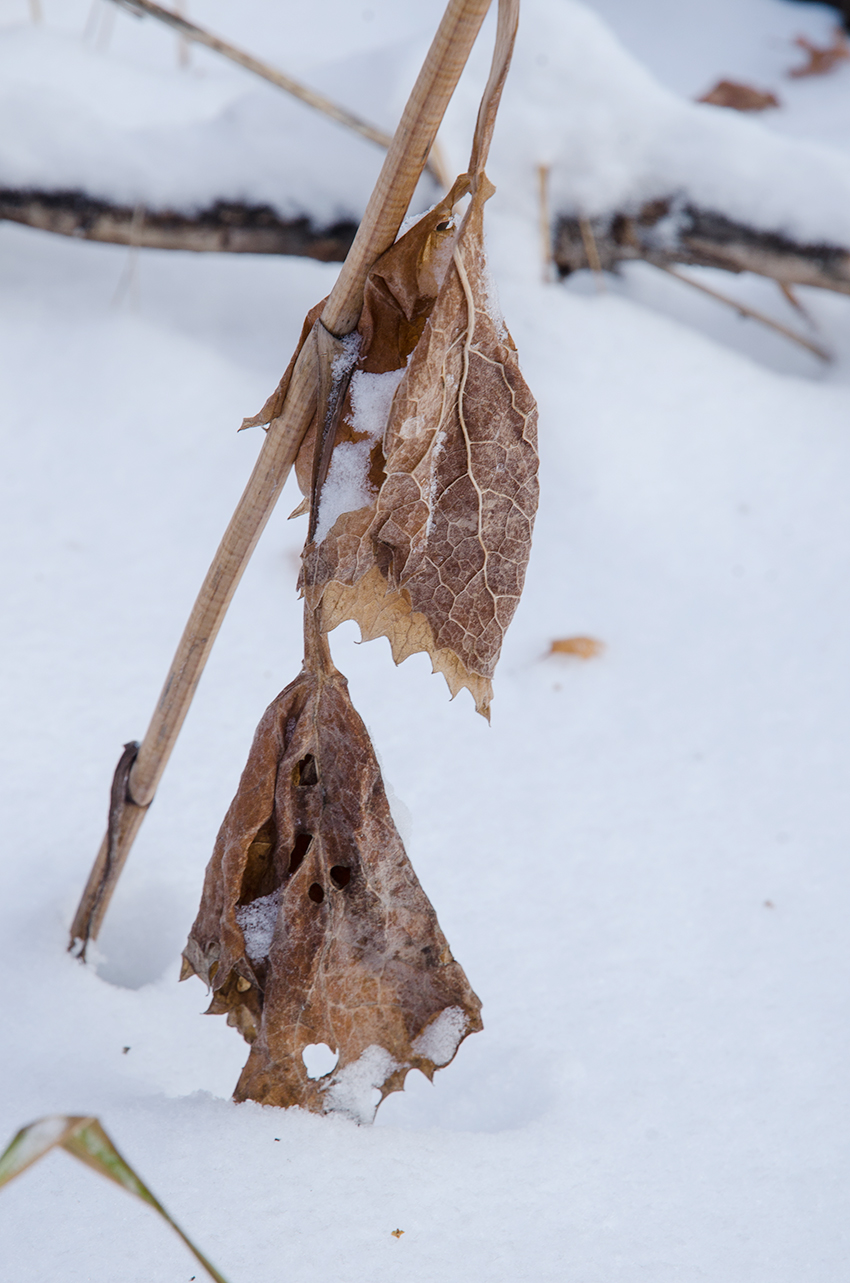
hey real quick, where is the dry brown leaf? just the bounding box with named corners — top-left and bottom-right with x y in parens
top-left (299, 176), bottom-right (539, 720)
top-left (697, 80), bottom-right (780, 111)
top-left (788, 28), bottom-right (850, 78)
top-left (182, 621), bottom-right (482, 1120)
top-left (548, 636), bottom-right (605, 659)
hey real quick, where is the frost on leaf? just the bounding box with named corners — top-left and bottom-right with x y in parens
top-left (181, 625), bottom-right (482, 1121)
top-left (300, 175), bottom-right (539, 719)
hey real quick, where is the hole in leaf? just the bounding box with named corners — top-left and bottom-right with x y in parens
top-left (237, 816), bottom-right (280, 905)
top-left (330, 866), bottom-right (351, 889)
top-left (288, 832), bottom-right (313, 876)
top-left (308, 883), bottom-right (324, 904)
top-left (436, 221), bottom-right (451, 231)
top-left (296, 753), bottom-right (318, 786)
top-left (302, 1043), bottom-right (339, 1079)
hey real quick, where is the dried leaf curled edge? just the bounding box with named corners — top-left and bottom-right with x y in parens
top-left (182, 623), bottom-right (482, 1121)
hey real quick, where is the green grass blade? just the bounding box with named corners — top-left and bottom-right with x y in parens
top-left (0, 1115), bottom-right (91, 1185)
top-left (0, 1115), bottom-right (231, 1283)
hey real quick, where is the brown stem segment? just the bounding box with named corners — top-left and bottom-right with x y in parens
top-left (69, 0), bottom-right (495, 954)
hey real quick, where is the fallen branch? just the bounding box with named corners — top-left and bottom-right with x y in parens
top-left (553, 198), bottom-right (850, 296)
top-left (0, 188), bottom-right (358, 260)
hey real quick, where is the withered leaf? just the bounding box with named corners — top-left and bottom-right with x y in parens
top-left (182, 626), bottom-right (482, 1122)
top-left (788, 28), bottom-right (850, 78)
top-left (697, 80), bottom-right (780, 111)
top-left (301, 175), bottom-right (539, 719)
top-left (548, 636), bottom-right (605, 660)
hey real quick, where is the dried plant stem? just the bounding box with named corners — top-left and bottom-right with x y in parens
top-left (778, 280), bottom-right (818, 329)
top-left (174, 0), bottom-right (190, 67)
top-left (537, 164), bottom-right (552, 283)
top-left (320, 0), bottom-right (495, 335)
top-left (579, 215), bottom-right (605, 293)
top-left (658, 263), bottom-right (831, 361)
top-left (108, 0), bottom-right (445, 184)
top-left (69, 0), bottom-right (495, 953)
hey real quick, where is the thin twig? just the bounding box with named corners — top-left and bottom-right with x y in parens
top-left (69, 0), bottom-right (496, 953)
top-left (658, 263), bottom-right (831, 361)
top-left (108, 0), bottom-right (444, 184)
top-left (111, 202), bottom-right (144, 307)
top-left (579, 215), bottom-right (605, 293)
top-left (778, 280), bottom-right (819, 331)
top-left (174, 0), bottom-right (190, 68)
top-left (537, 164), bottom-right (552, 283)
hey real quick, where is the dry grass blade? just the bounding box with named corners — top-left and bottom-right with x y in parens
top-left (0, 1116), bottom-right (230, 1283)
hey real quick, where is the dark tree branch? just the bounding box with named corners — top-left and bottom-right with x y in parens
top-left (0, 188), bottom-right (358, 261)
top-left (554, 198), bottom-right (850, 296)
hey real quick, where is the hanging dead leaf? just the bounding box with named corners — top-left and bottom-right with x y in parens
top-left (299, 175), bottom-right (538, 720)
top-left (697, 80), bottom-right (780, 111)
top-left (182, 622), bottom-right (482, 1121)
top-left (548, 636), bottom-right (605, 659)
top-left (788, 28), bottom-right (850, 78)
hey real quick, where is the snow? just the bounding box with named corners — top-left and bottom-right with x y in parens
top-left (3, 1), bottom-right (850, 1281)
top-left (443, 0), bottom-right (850, 243)
top-left (0, 16), bottom-right (436, 222)
top-left (413, 1008), bottom-right (469, 1067)
top-left (235, 890), bottom-right (280, 961)
top-left (301, 1043), bottom-right (340, 1080)
top-left (322, 1046), bottom-right (400, 1125)
top-left (313, 366), bottom-right (404, 543)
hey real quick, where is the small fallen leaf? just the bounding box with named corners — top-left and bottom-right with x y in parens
top-left (788, 28), bottom-right (850, 78)
top-left (183, 619), bottom-right (482, 1120)
top-left (392, 1229), bottom-right (404, 1238)
top-left (0, 1116), bottom-right (229, 1283)
top-left (548, 636), bottom-right (605, 659)
top-left (697, 80), bottom-right (780, 111)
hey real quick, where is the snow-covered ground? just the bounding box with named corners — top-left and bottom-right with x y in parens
top-left (2, 1), bottom-right (850, 1280)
